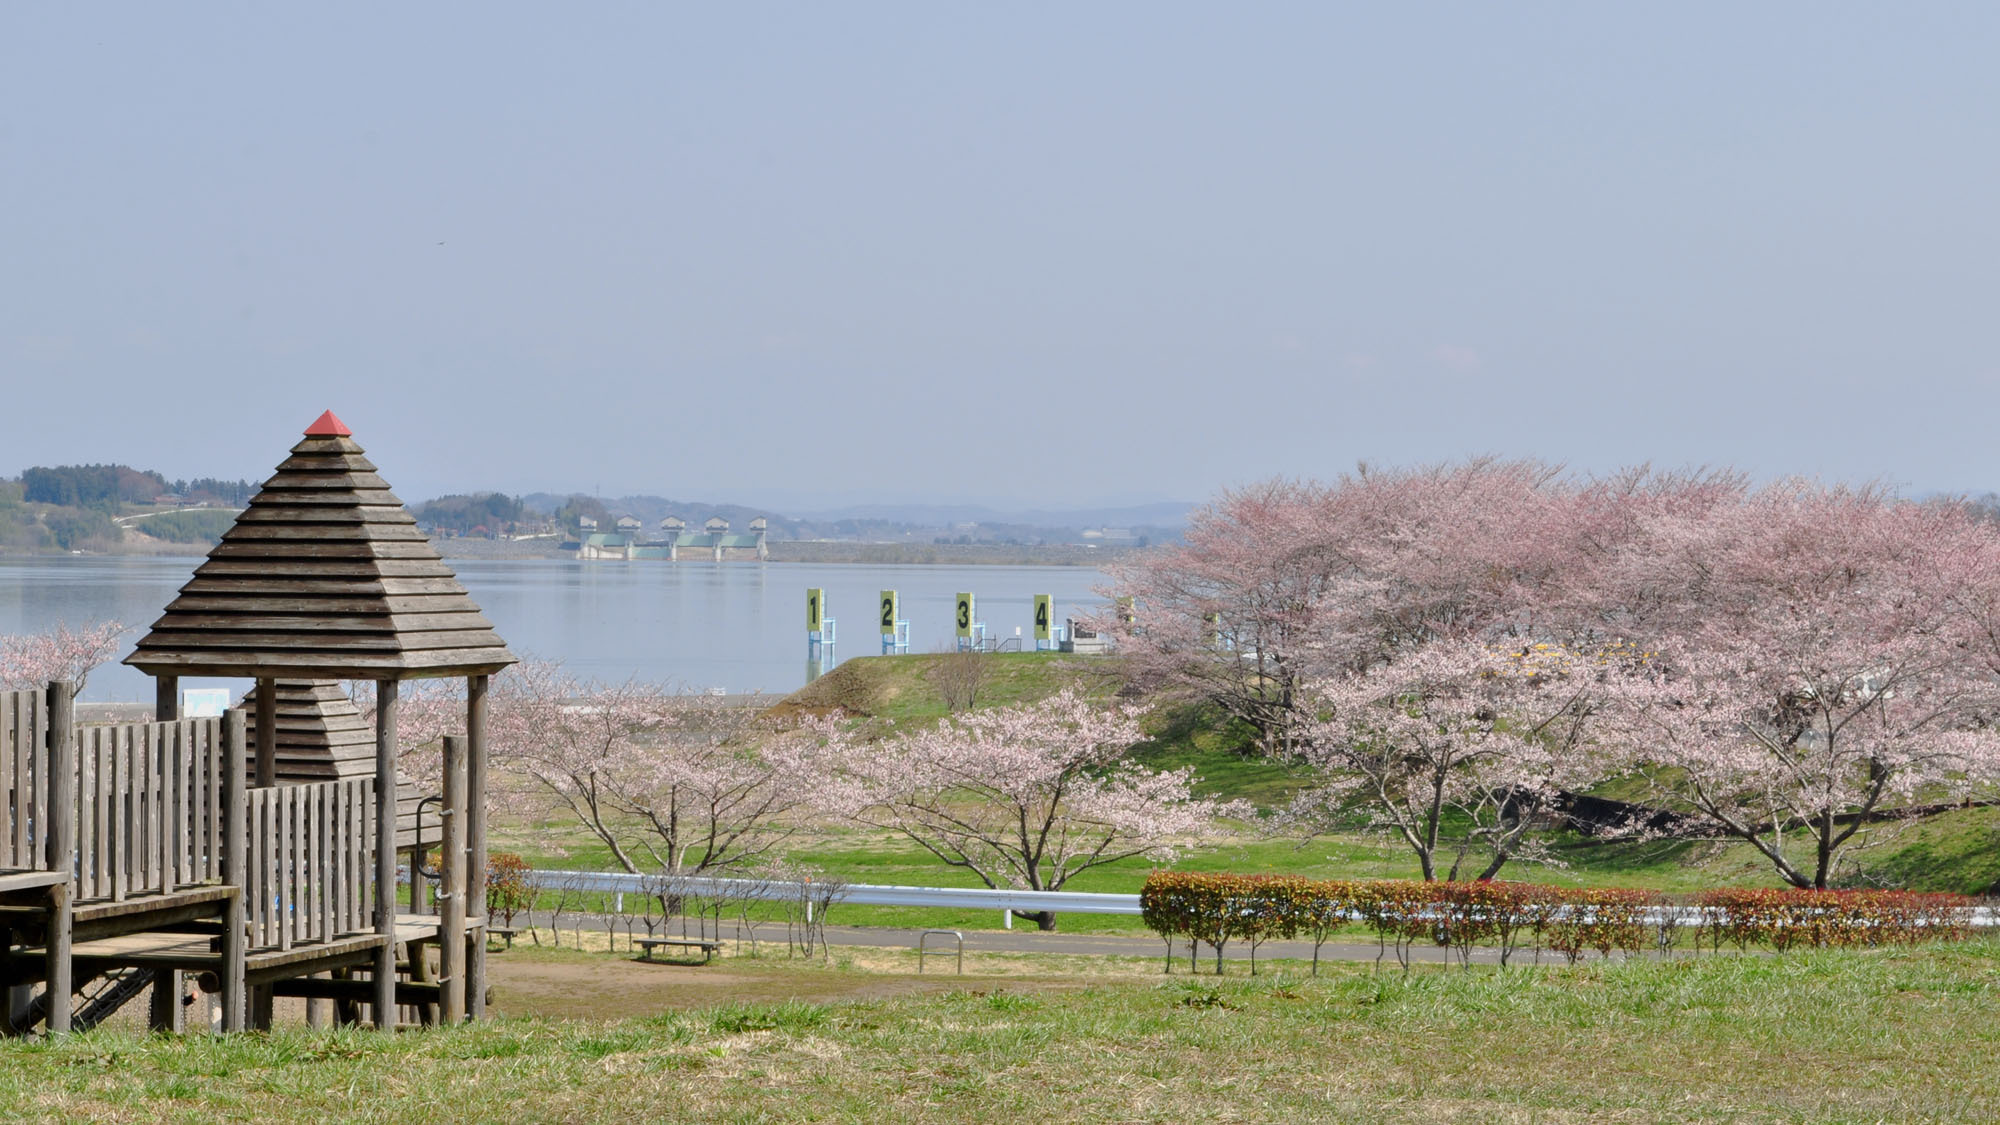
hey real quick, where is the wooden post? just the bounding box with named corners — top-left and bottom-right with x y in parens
top-left (465, 674), bottom-right (489, 1020)
top-left (43, 681), bottom-right (75, 1036)
top-left (373, 680), bottom-right (398, 1030)
top-left (155, 674), bottom-right (178, 723)
top-left (43, 881), bottom-right (70, 1035)
top-left (254, 677), bottom-right (277, 789)
top-left (149, 971), bottom-right (185, 1033)
top-left (44, 680), bottom-right (74, 875)
top-left (305, 974), bottom-right (325, 1030)
top-left (439, 734), bottom-right (467, 1024)
top-left (220, 711), bottom-right (247, 1032)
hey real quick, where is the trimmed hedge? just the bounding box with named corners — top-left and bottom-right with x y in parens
top-left (1139, 872), bottom-right (1978, 974)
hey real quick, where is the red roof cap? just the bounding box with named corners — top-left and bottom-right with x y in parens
top-left (305, 410), bottom-right (352, 437)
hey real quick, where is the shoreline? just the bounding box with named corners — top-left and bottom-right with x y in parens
top-left (5, 539), bottom-right (1139, 568)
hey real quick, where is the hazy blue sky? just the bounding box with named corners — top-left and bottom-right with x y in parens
top-left (4, 4), bottom-right (1996, 510)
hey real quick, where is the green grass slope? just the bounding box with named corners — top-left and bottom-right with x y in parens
top-left (6, 943), bottom-right (1999, 1122)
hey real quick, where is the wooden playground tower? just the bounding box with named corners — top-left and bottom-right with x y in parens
top-left (0, 411), bottom-right (515, 1033)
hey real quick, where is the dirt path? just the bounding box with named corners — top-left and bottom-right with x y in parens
top-left (485, 952), bottom-right (1016, 1020)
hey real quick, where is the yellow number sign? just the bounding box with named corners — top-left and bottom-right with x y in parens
top-left (955, 592), bottom-right (974, 638)
top-left (1033, 594), bottom-right (1052, 641)
top-left (806, 588), bottom-right (824, 632)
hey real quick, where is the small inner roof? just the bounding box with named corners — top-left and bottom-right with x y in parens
top-left (125, 417), bottom-right (517, 681)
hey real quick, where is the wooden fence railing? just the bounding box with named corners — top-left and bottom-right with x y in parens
top-left (73, 718), bottom-right (228, 901)
top-left (246, 777), bottom-right (376, 952)
top-left (8, 684), bottom-right (387, 955)
top-left (1, 689), bottom-right (53, 871)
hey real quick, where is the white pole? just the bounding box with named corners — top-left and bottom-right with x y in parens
top-left (1003, 910), bottom-right (1012, 930)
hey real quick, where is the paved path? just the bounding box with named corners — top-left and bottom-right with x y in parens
top-left (513, 909), bottom-right (1514, 966)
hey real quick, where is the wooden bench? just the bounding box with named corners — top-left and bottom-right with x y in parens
top-left (635, 937), bottom-right (721, 964)
top-left (486, 925), bottom-right (516, 951)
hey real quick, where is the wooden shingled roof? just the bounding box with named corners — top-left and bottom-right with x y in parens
top-left (238, 680), bottom-right (377, 780)
top-left (125, 411), bottom-right (517, 681)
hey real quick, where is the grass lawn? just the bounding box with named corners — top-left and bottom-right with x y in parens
top-left (6, 941), bottom-right (1999, 1122)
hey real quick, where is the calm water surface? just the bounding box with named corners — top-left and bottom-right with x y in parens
top-left (0, 557), bottom-right (1109, 702)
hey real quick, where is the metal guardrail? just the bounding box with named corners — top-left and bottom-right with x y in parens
top-left (525, 870), bottom-right (1144, 915)
top-left (523, 870), bottom-right (2000, 930)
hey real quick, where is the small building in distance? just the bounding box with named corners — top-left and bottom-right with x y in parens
top-left (577, 515), bottom-right (769, 562)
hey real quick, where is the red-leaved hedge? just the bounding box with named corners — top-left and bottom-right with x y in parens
top-left (1139, 872), bottom-right (1978, 974)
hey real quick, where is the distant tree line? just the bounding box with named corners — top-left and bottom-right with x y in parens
top-left (22, 464), bottom-right (167, 510)
top-left (172, 477), bottom-right (258, 506)
top-left (417, 492), bottom-right (527, 535)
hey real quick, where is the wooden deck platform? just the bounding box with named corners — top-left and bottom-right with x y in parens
top-left (0, 871), bottom-right (68, 896)
top-left (12, 915), bottom-right (458, 983)
top-left (0, 885), bottom-right (237, 945)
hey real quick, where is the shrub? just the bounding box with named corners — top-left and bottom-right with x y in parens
top-left (486, 852), bottom-right (535, 927)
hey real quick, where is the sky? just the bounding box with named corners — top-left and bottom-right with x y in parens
top-left (3, 4), bottom-right (1997, 511)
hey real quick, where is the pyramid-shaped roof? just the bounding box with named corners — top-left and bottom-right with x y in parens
top-left (126, 412), bottom-right (517, 681)
top-left (238, 680), bottom-right (377, 779)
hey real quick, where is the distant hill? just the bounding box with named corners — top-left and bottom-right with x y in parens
top-left (789, 501), bottom-right (1195, 529)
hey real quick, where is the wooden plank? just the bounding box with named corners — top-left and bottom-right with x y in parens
top-left (205, 720), bottom-right (221, 882)
top-left (245, 471), bottom-right (393, 490)
top-left (140, 724), bottom-right (157, 895)
top-left (142, 613), bottom-right (496, 635)
top-left (11, 692), bottom-right (29, 865)
top-left (202, 540), bottom-right (441, 560)
top-left (172, 722), bottom-right (190, 889)
top-left (233, 508), bottom-right (414, 527)
top-left (269, 451), bottom-right (379, 472)
top-left (243, 791), bottom-right (259, 949)
top-left (221, 523), bottom-right (429, 543)
top-left (271, 977), bottom-right (446, 1007)
top-left (334, 782), bottom-right (349, 935)
top-left (33, 690), bottom-right (48, 870)
top-left (3, 693), bottom-right (14, 869)
top-left (278, 786), bottom-right (295, 952)
top-left (224, 490), bottom-right (402, 508)
top-left (77, 729), bottom-right (96, 900)
top-left (314, 783), bottom-right (330, 944)
top-left (121, 652), bottom-right (518, 678)
top-left (109, 729), bottom-right (126, 903)
top-left (183, 562), bottom-right (461, 583)
top-left (137, 625), bottom-right (502, 651)
top-left (161, 594), bottom-right (480, 615)
top-left (2, 693), bottom-right (18, 869)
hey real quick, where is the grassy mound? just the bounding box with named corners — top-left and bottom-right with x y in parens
top-left (765, 651), bottom-right (1122, 723)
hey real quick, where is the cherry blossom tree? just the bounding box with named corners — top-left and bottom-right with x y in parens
top-left (479, 662), bottom-right (828, 877)
top-left (1097, 461), bottom-right (1580, 756)
top-left (817, 688), bottom-right (1250, 929)
top-left (1096, 478), bottom-right (1339, 755)
top-left (1599, 484), bottom-right (2000, 888)
top-left (0, 621), bottom-right (126, 694)
top-left (1284, 637), bottom-right (1612, 881)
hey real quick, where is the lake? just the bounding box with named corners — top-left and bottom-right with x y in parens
top-left (0, 557), bottom-right (1110, 702)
